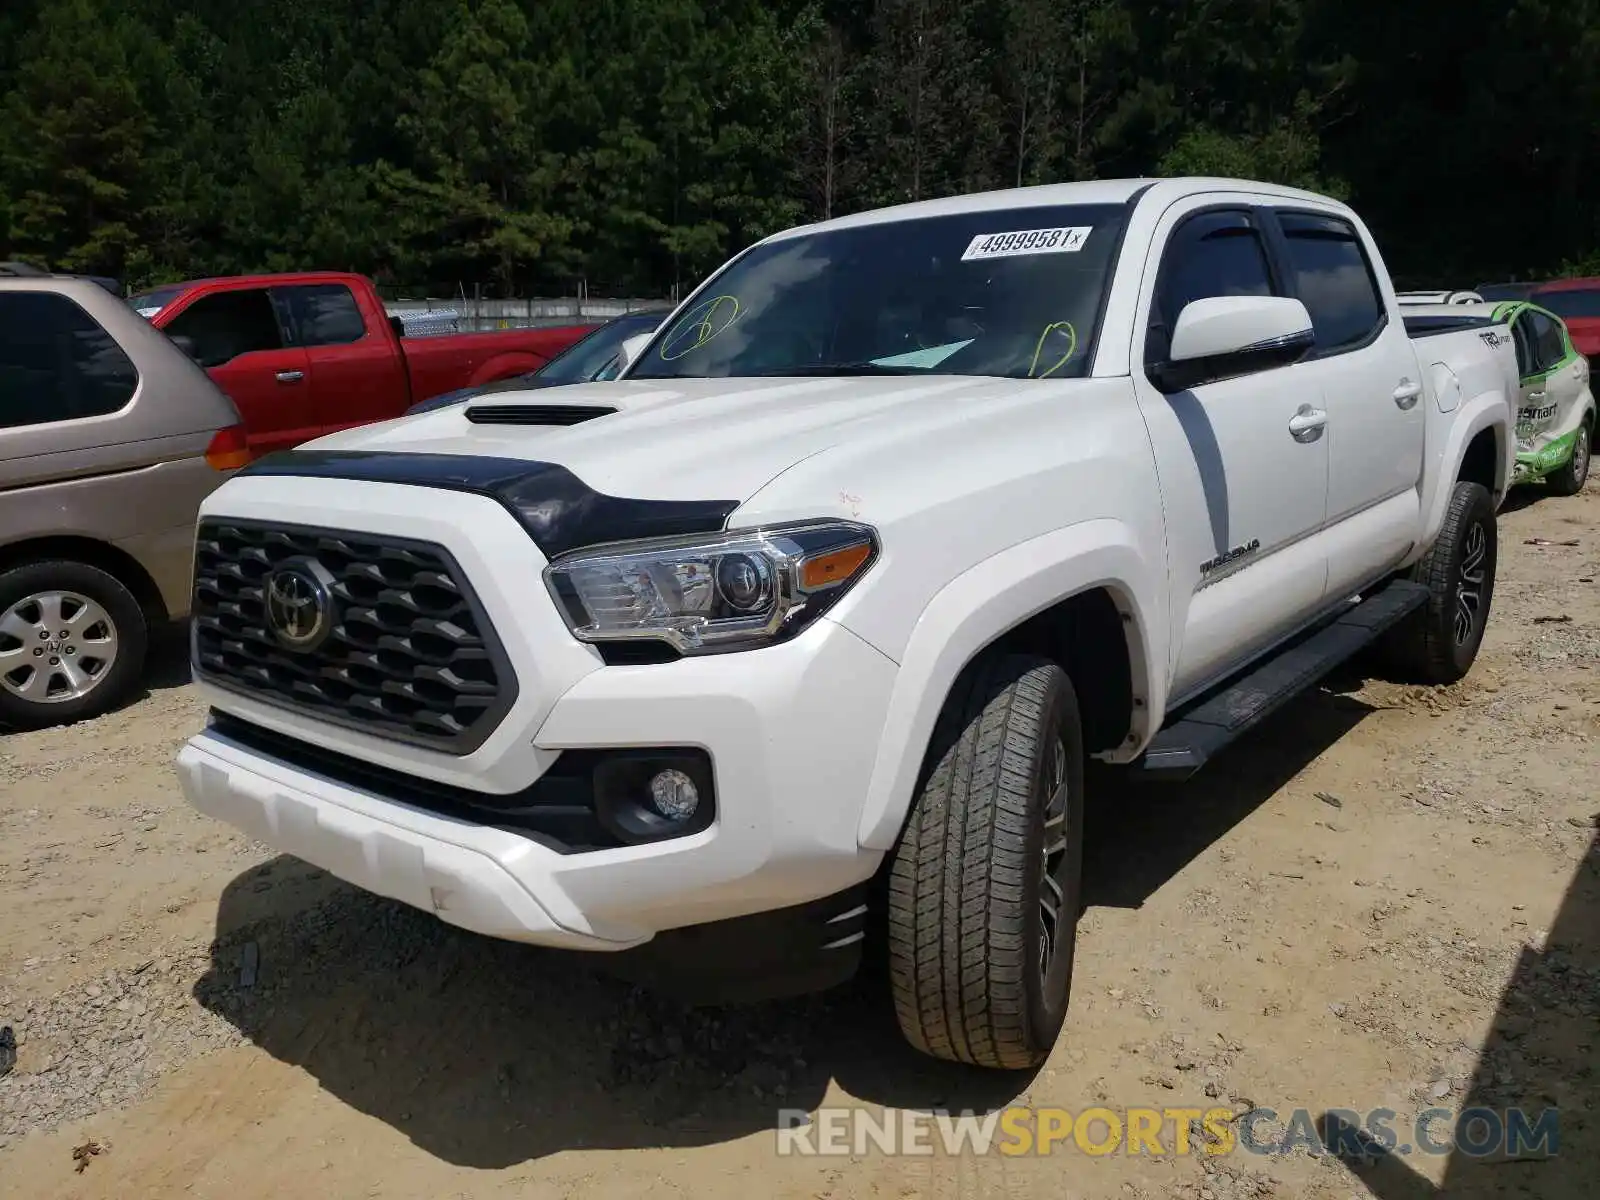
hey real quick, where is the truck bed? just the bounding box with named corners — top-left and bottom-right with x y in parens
top-left (399, 324), bottom-right (595, 405)
top-left (1403, 311), bottom-right (1497, 339)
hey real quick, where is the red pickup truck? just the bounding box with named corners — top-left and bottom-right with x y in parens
top-left (128, 272), bottom-right (594, 457)
top-left (1529, 277), bottom-right (1600, 359)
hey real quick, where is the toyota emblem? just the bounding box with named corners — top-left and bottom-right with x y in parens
top-left (263, 562), bottom-right (335, 651)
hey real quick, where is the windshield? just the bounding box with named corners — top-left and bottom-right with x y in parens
top-left (537, 310), bottom-right (665, 384)
top-left (127, 284), bottom-right (188, 319)
top-left (1531, 287), bottom-right (1600, 320)
top-left (626, 203), bottom-right (1130, 381)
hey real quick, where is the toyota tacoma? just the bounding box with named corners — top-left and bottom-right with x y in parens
top-left (175, 178), bottom-right (1516, 1070)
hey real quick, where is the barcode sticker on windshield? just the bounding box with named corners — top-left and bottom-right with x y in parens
top-left (961, 226), bottom-right (1092, 261)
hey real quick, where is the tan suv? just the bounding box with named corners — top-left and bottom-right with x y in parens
top-left (1, 269), bottom-right (246, 730)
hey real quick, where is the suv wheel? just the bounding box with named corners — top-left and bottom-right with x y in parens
top-left (1545, 412), bottom-right (1593, 496)
top-left (886, 654), bottom-right (1085, 1070)
top-left (0, 561), bottom-right (148, 730)
top-left (1380, 480), bottom-right (1497, 685)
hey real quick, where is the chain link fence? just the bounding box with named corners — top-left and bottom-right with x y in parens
top-left (375, 284), bottom-right (676, 335)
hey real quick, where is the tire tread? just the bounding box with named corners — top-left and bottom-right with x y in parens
top-left (886, 654), bottom-right (1069, 1070)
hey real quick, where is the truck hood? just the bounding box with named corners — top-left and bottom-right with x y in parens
top-left (305, 374), bottom-right (1058, 502)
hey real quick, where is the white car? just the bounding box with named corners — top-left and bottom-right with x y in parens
top-left (1405, 299), bottom-right (1594, 492)
top-left (175, 178), bottom-right (1517, 1070)
top-left (1396, 288), bottom-right (1485, 306)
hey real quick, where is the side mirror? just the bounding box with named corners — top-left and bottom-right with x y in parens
top-left (1153, 295), bottom-right (1315, 392)
top-left (614, 331), bottom-right (653, 375)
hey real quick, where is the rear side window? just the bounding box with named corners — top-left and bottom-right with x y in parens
top-left (1275, 212), bottom-right (1385, 353)
top-left (1525, 310), bottom-right (1568, 373)
top-left (1533, 287), bottom-right (1600, 320)
top-left (278, 284), bottom-right (366, 346)
top-left (0, 291), bottom-right (139, 430)
top-left (164, 289), bottom-right (284, 368)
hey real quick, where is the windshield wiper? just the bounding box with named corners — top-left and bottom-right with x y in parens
top-left (742, 362), bottom-right (928, 377)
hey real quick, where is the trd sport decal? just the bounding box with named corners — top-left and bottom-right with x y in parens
top-left (1200, 538), bottom-right (1261, 576)
top-left (1478, 330), bottom-right (1511, 349)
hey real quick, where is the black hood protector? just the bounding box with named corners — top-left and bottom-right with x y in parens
top-left (239, 450), bottom-right (739, 559)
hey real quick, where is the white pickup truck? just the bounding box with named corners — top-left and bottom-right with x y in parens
top-left (175, 177), bottom-right (1517, 1071)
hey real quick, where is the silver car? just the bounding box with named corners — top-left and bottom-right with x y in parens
top-left (1, 268), bottom-right (244, 729)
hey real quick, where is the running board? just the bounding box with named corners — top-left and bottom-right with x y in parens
top-left (1129, 580), bottom-right (1429, 781)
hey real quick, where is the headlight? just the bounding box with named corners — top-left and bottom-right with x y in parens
top-left (543, 520), bottom-right (878, 654)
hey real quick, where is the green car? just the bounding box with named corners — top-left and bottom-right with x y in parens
top-left (1493, 300), bottom-right (1595, 491)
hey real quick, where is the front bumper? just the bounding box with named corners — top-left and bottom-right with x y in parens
top-left (177, 473), bottom-right (900, 948)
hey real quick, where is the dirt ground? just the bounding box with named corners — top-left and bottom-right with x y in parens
top-left (2, 483), bottom-right (1598, 1200)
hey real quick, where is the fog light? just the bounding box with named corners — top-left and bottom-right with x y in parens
top-left (648, 768), bottom-right (700, 821)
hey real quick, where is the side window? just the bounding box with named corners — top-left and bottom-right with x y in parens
top-left (164, 289), bottom-right (284, 368)
top-left (1525, 311), bottom-right (1567, 374)
top-left (1275, 212), bottom-right (1385, 354)
top-left (1510, 315), bottom-right (1534, 379)
top-left (1148, 211), bottom-right (1276, 363)
top-left (279, 284), bottom-right (367, 346)
top-left (0, 291), bottom-right (139, 430)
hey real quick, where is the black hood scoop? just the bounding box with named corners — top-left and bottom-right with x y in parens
top-left (464, 403), bottom-right (617, 427)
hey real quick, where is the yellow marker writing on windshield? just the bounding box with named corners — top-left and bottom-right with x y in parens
top-left (659, 295), bottom-right (742, 361)
top-left (1028, 321), bottom-right (1078, 379)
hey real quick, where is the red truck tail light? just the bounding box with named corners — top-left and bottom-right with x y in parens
top-left (205, 424), bottom-right (253, 471)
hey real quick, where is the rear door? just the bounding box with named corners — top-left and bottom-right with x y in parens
top-left (161, 287), bottom-right (314, 456)
top-left (1265, 208), bottom-right (1423, 600)
top-left (274, 282), bottom-right (410, 434)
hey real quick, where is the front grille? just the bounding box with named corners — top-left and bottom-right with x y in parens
top-left (191, 520), bottom-right (515, 753)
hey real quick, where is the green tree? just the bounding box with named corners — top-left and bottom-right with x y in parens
top-left (0, 0), bottom-right (164, 278)
top-left (384, 0), bottom-right (574, 291)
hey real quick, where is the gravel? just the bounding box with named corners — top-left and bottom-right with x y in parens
top-left (0, 948), bottom-right (248, 1147)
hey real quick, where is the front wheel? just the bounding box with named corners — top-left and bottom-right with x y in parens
top-left (1380, 481), bottom-right (1497, 685)
top-left (885, 654), bottom-right (1085, 1070)
top-left (1545, 413), bottom-right (1593, 496)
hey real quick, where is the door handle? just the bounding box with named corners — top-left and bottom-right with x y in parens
top-left (275, 370), bottom-right (304, 384)
top-left (1393, 378), bottom-right (1422, 409)
top-left (1527, 390), bottom-right (1546, 401)
top-left (1288, 404), bottom-right (1327, 443)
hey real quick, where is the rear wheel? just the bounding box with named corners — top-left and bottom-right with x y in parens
top-left (1379, 481), bottom-right (1496, 685)
top-left (0, 561), bottom-right (148, 730)
top-left (1545, 413), bottom-right (1593, 496)
top-left (885, 654), bottom-right (1085, 1070)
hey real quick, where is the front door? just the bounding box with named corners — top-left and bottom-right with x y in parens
top-left (1130, 201), bottom-right (1331, 700)
top-left (161, 287), bottom-right (315, 457)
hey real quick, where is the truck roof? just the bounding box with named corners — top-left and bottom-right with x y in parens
top-left (768, 176), bottom-right (1348, 242)
top-left (130, 270), bottom-right (372, 295)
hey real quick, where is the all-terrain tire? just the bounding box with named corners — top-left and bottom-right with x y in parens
top-left (1544, 412), bottom-right (1593, 496)
top-left (885, 654), bottom-right (1085, 1070)
top-left (0, 561), bottom-right (149, 731)
top-left (1380, 481), bottom-right (1496, 685)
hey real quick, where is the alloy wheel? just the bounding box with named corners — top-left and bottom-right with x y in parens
top-left (0, 591), bottom-right (120, 704)
top-left (1037, 736), bottom-right (1071, 985)
top-left (1453, 522), bottom-right (1488, 646)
